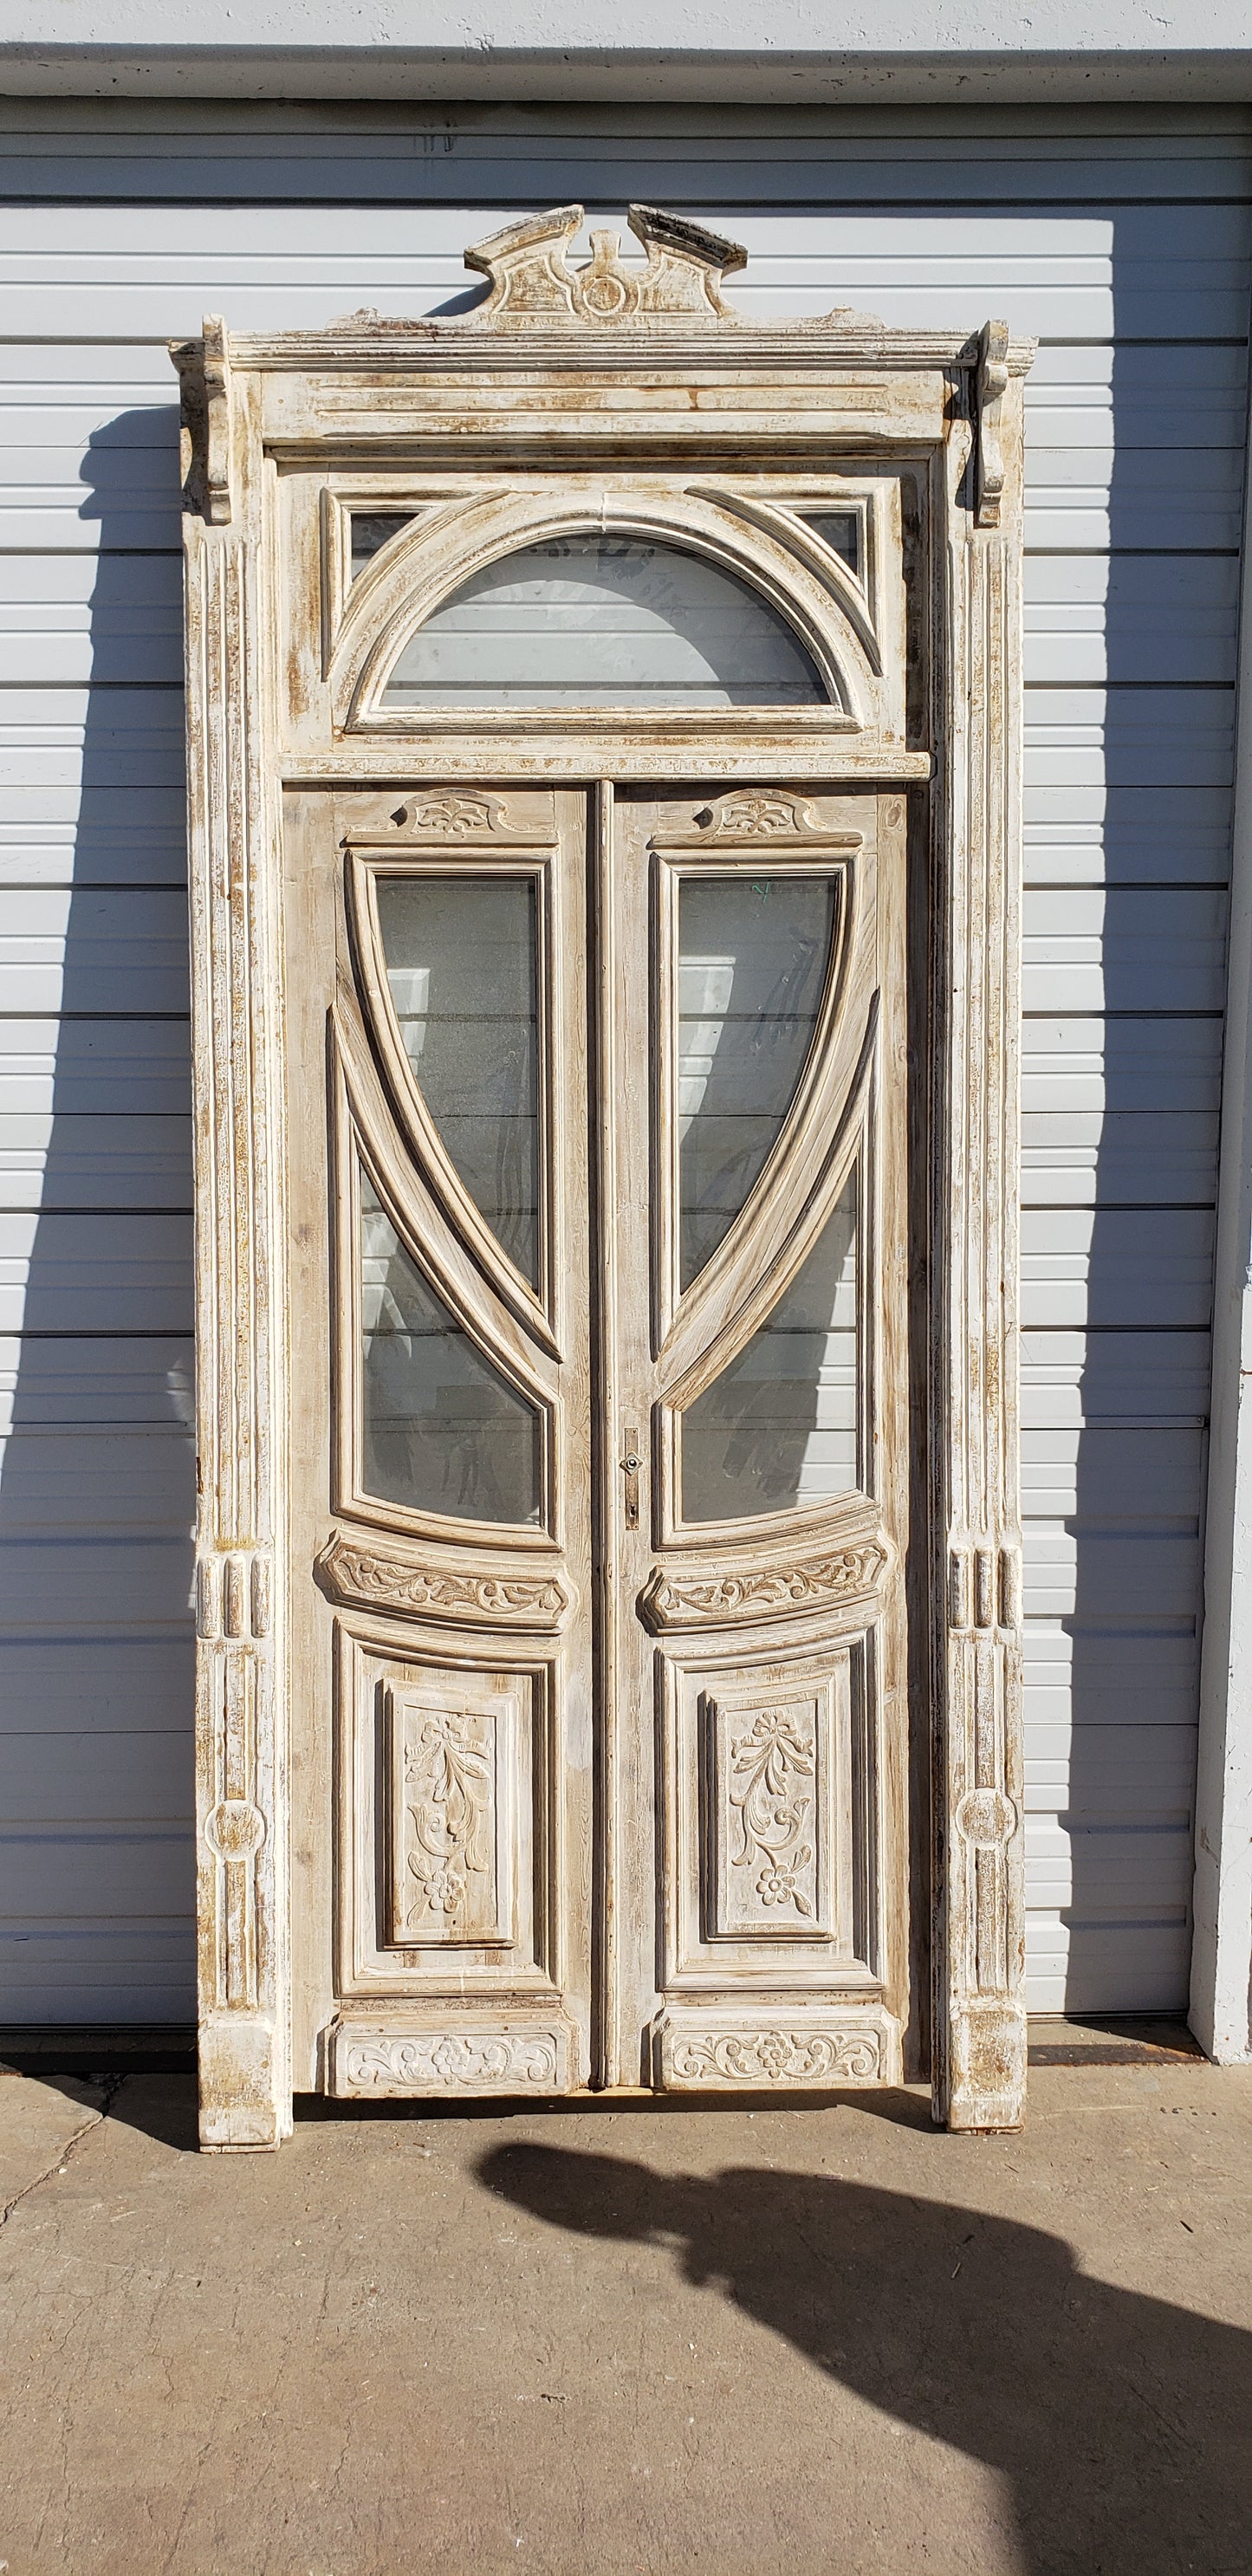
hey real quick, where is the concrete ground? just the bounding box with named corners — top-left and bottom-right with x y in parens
top-left (0, 2054), bottom-right (1249, 2576)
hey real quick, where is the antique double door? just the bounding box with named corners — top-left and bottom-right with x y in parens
top-left (285, 777), bottom-right (912, 2096)
top-left (179, 222), bottom-right (1031, 2143)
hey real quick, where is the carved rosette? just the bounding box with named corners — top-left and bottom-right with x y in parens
top-left (640, 1539), bottom-right (888, 1634)
top-left (316, 1531), bottom-right (571, 1630)
top-left (330, 2023), bottom-right (567, 2097)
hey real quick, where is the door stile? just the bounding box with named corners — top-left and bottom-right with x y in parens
top-left (589, 777), bottom-right (622, 2089)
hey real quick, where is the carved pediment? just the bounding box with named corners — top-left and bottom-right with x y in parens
top-left (463, 202), bottom-right (749, 328)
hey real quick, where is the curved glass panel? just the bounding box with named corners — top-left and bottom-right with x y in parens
top-left (360, 1177), bottom-right (542, 1525)
top-left (678, 875), bottom-right (834, 1288)
top-left (381, 537), bottom-right (826, 708)
top-left (680, 1172), bottom-right (859, 1524)
top-left (374, 874), bottom-right (539, 1285)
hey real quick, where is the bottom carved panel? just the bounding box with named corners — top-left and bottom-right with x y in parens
top-left (653, 2004), bottom-right (901, 2092)
top-left (328, 2017), bottom-right (572, 2099)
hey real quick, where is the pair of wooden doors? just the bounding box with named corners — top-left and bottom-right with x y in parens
top-left (178, 221), bottom-right (1032, 2142)
top-left (285, 778), bottom-right (912, 2094)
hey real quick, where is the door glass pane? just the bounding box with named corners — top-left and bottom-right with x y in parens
top-left (381, 536), bottom-right (825, 707)
top-left (680, 1172), bottom-right (859, 1523)
top-left (360, 1177), bottom-right (542, 1525)
top-left (374, 875), bottom-right (539, 1287)
top-left (678, 875), bottom-right (834, 1288)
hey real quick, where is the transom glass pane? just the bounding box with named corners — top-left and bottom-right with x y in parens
top-left (680, 1172), bottom-right (859, 1523)
top-left (374, 875), bottom-right (539, 1286)
top-left (801, 511), bottom-right (861, 576)
top-left (678, 874), bottom-right (834, 1288)
top-left (360, 1177), bottom-right (542, 1525)
top-left (381, 537), bottom-right (826, 708)
top-left (351, 513), bottom-right (414, 580)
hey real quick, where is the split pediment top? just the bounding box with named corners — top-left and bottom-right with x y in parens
top-left (171, 201), bottom-right (1035, 373)
top-left (169, 206), bottom-right (1034, 533)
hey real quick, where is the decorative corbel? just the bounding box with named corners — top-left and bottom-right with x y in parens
top-left (200, 315), bottom-right (235, 527)
top-left (973, 319), bottom-right (1011, 529)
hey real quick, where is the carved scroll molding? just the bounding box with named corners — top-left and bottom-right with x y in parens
top-left (317, 1531), bottom-right (572, 1630)
top-left (185, 499), bottom-right (289, 2151)
top-left (936, 485), bottom-right (1028, 2132)
top-left (654, 2007), bottom-right (900, 2091)
top-left (464, 202), bottom-right (748, 328)
top-left (639, 1538), bottom-right (888, 1634)
top-left (328, 2021), bottom-right (568, 2097)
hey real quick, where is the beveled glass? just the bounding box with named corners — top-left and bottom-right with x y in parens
top-left (381, 536), bottom-right (826, 708)
top-left (679, 1171), bottom-right (859, 1523)
top-left (374, 874), bottom-right (540, 1286)
top-left (678, 874), bottom-right (834, 1287)
top-left (359, 1177), bottom-right (542, 1525)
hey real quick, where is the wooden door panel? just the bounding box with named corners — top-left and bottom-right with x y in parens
top-left (607, 786), bottom-right (912, 2091)
top-left (285, 786), bottom-right (594, 2098)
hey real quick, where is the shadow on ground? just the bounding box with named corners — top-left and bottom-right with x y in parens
top-left (480, 2140), bottom-right (1252, 2576)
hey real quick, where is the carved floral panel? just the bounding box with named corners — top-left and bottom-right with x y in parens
top-left (386, 1682), bottom-right (517, 1947)
top-left (707, 1686), bottom-right (831, 1938)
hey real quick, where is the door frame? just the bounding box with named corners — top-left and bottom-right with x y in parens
top-left (172, 204), bottom-right (1034, 2146)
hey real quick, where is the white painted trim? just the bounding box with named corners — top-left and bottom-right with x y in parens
top-left (3, 3), bottom-right (1252, 103)
top-left (1191, 341), bottom-right (1252, 2068)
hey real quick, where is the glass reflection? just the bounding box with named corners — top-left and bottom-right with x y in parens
top-left (350, 513), bottom-right (413, 580)
top-left (680, 1173), bottom-right (859, 1523)
top-left (374, 875), bottom-right (539, 1286)
top-left (381, 536), bottom-right (826, 708)
top-left (678, 874), bottom-right (834, 1287)
top-left (360, 1178), bottom-right (542, 1525)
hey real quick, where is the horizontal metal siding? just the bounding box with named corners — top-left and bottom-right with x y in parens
top-left (0, 108), bottom-right (1246, 2021)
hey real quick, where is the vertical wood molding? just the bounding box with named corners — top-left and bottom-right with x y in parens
top-left (933, 388), bottom-right (1028, 2130)
top-left (182, 352), bottom-right (291, 2147)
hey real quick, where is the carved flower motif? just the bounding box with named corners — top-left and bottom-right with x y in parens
top-left (755, 1857), bottom-right (808, 1911)
top-left (409, 1856), bottom-right (466, 1917)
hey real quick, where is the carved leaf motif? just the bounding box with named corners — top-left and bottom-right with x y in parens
top-left (699, 793), bottom-right (815, 840)
top-left (640, 1541), bottom-right (886, 1632)
top-left (727, 1706), bottom-right (817, 1918)
top-left (316, 1533), bottom-right (570, 1628)
top-left (667, 2027), bottom-right (882, 2086)
top-left (402, 1710), bottom-right (494, 1931)
top-left (341, 2030), bottom-right (560, 2092)
top-left (396, 795), bottom-right (498, 838)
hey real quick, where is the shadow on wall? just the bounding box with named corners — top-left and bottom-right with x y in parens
top-left (480, 2140), bottom-right (1252, 2576)
top-left (0, 404), bottom-right (197, 2025)
top-left (1061, 234), bottom-right (1240, 2015)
